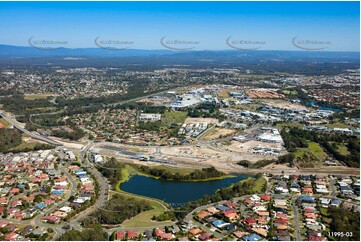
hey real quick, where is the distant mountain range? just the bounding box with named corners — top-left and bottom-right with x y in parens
top-left (0, 44), bottom-right (175, 58)
top-left (0, 44), bottom-right (359, 60)
top-left (0, 44), bottom-right (359, 75)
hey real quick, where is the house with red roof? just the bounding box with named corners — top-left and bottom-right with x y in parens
top-left (10, 200), bottom-right (22, 207)
top-left (260, 195), bottom-right (271, 202)
top-left (115, 231), bottom-right (125, 240)
top-left (243, 198), bottom-right (253, 206)
top-left (302, 187), bottom-right (313, 195)
top-left (9, 188), bottom-right (20, 194)
top-left (274, 218), bottom-right (289, 225)
top-left (127, 230), bottom-right (138, 239)
top-left (4, 232), bottom-right (19, 241)
top-left (0, 197), bottom-right (8, 205)
top-left (41, 215), bottom-right (61, 223)
top-left (197, 211), bottom-right (210, 219)
top-left (159, 232), bottom-right (173, 240)
top-left (243, 218), bottom-right (256, 227)
top-left (189, 228), bottom-right (202, 236)
top-left (0, 221), bottom-right (8, 228)
top-left (14, 212), bottom-right (26, 220)
top-left (199, 233), bottom-right (212, 241)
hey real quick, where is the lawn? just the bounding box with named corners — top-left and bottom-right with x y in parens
top-left (308, 141), bottom-right (328, 160)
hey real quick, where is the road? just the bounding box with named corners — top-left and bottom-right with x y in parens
top-left (329, 178), bottom-right (338, 197)
top-left (0, 111), bottom-right (62, 146)
top-left (32, 166), bottom-right (78, 239)
top-left (292, 197), bottom-right (302, 241)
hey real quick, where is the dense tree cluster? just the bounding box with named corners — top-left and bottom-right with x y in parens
top-left (281, 127), bottom-right (359, 167)
top-left (139, 166), bottom-right (225, 181)
top-left (280, 128), bottom-right (309, 152)
top-left (237, 153), bottom-right (295, 168)
top-left (87, 194), bottom-right (151, 225)
top-left (328, 207), bottom-right (360, 241)
top-left (51, 127), bottom-right (85, 141)
top-left (115, 102), bottom-right (168, 114)
top-left (0, 128), bottom-right (22, 152)
top-left (97, 158), bottom-right (124, 187)
top-left (0, 94), bottom-right (55, 114)
top-left (10, 143), bottom-right (54, 153)
top-left (58, 225), bottom-right (108, 241)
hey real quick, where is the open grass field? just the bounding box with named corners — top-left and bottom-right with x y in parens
top-left (308, 141), bottom-right (328, 160)
top-left (24, 93), bottom-right (57, 100)
top-left (217, 90), bottom-right (230, 99)
top-left (121, 195), bottom-right (171, 228)
top-left (162, 111), bottom-right (188, 126)
top-left (293, 141), bottom-right (327, 164)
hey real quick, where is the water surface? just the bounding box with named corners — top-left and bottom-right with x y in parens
top-left (120, 174), bottom-right (252, 205)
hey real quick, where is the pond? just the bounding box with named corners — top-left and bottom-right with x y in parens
top-left (120, 174), bottom-right (253, 205)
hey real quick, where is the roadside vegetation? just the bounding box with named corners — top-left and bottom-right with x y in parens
top-left (237, 153), bottom-right (296, 168)
top-left (58, 225), bottom-right (108, 241)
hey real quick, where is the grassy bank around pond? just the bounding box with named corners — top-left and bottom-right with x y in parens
top-left (116, 163), bottom-right (236, 185)
top-left (113, 165), bottom-right (173, 228)
top-left (136, 165), bottom-right (236, 182)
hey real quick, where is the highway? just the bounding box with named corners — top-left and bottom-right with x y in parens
top-left (0, 111), bottom-right (62, 146)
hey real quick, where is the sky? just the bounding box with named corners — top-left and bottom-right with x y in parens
top-left (0, 1), bottom-right (359, 51)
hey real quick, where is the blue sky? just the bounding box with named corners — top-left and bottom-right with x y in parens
top-left (0, 1), bottom-right (359, 51)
